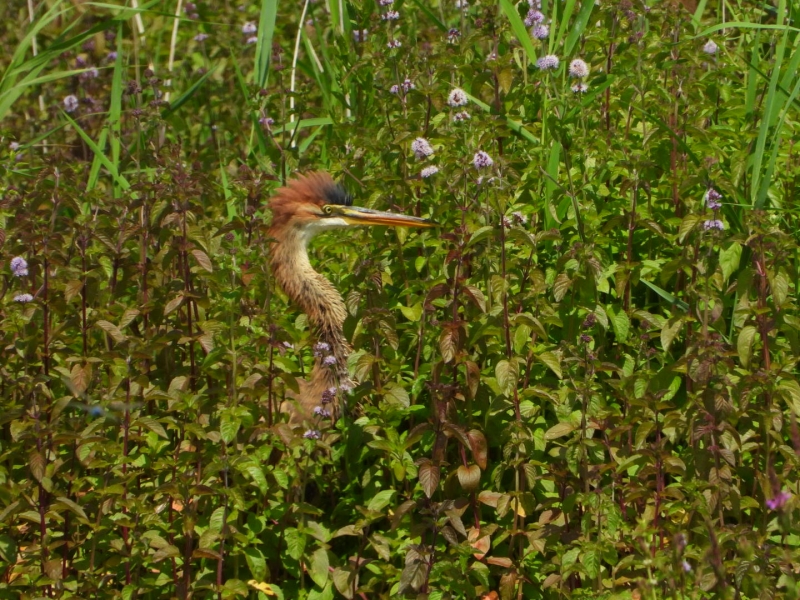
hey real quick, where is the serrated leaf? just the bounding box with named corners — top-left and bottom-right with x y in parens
top-left (462, 285), bottom-right (487, 313)
top-left (136, 416), bottom-right (168, 439)
top-left (553, 273), bottom-right (572, 302)
top-left (152, 544), bottom-right (180, 562)
top-left (384, 384), bottom-right (409, 408)
top-left (164, 294), bottom-right (184, 316)
top-left (770, 270), bottom-right (789, 308)
top-left (467, 429), bottom-right (488, 470)
top-left (54, 497), bottom-right (87, 520)
top-left (284, 528), bottom-right (306, 561)
top-left (305, 548), bottom-right (328, 589)
top-left (0, 534), bottom-right (17, 563)
top-left (96, 319), bottom-right (126, 343)
top-left (398, 302), bottom-right (422, 322)
top-left (719, 243), bottom-right (742, 282)
top-left (70, 363), bottom-right (91, 394)
top-left (367, 489), bottom-right (395, 513)
top-left (29, 450), bottom-right (45, 482)
top-left (495, 359), bottom-right (519, 396)
top-left (679, 214), bottom-right (702, 242)
top-left (418, 461), bottom-right (440, 498)
top-left (661, 318), bottom-right (683, 352)
top-left (191, 248), bottom-right (213, 272)
top-left (439, 328), bottom-right (458, 364)
top-left (220, 414), bottom-right (240, 444)
top-left (536, 351), bottom-right (562, 379)
top-left (544, 422), bottom-right (574, 440)
top-left (609, 307), bottom-right (630, 342)
top-left (64, 280), bottom-right (83, 303)
top-left (737, 325), bottom-right (757, 368)
top-left (456, 464), bottom-right (481, 492)
top-left (778, 379), bottom-right (800, 416)
top-left (332, 568), bottom-right (356, 599)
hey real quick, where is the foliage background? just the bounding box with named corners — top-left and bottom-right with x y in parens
top-left (1, 0), bottom-right (799, 598)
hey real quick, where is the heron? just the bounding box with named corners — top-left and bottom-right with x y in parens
top-left (268, 172), bottom-right (436, 425)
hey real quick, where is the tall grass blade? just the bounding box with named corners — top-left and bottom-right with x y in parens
top-left (499, 0), bottom-right (538, 67)
top-left (255, 0), bottom-right (278, 88)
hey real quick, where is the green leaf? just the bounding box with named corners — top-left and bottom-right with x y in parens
top-left (284, 528), bottom-right (306, 561)
top-left (495, 359), bottom-right (519, 396)
top-left (661, 318), bottom-right (684, 352)
top-left (0, 534), bottom-right (17, 563)
top-left (367, 489), bottom-right (395, 513)
top-left (536, 351), bottom-right (562, 379)
top-left (737, 326), bottom-right (757, 369)
top-left (777, 379), bottom-right (800, 416)
top-left (545, 422), bottom-right (574, 440)
top-left (398, 302), bottom-right (422, 322)
top-left (609, 308), bottom-right (630, 343)
top-left (309, 548), bottom-right (330, 588)
top-left (244, 547), bottom-right (269, 582)
top-left (720, 243), bottom-right (742, 283)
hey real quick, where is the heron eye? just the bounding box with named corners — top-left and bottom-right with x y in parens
top-left (323, 205), bottom-right (333, 215)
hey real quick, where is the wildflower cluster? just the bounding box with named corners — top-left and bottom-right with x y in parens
top-left (411, 137), bottom-right (434, 160)
top-left (313, 342), bottom-right (337, 367)
top-left (569, 58), bottom-right (590, 93)
top-left (703, 188), bottom-right (724, 231)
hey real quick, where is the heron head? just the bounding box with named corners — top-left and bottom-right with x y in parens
top-left (268, 172), bottom-right (437, 238)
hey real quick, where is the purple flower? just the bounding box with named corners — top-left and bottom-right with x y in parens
top-left (569, 59), bottom-right (589, 78)
top-left (323, 355), bottom-right (337, 366)
top-left (353, 29), bottom-right (368, 42)
top-left (63, 95), bottom-right (79, 113)
top-left (703, 40), bottom-right (718, 55)
top-left (411, 137), bottom-right (434, 159)
top-left (382, 10), bottom-right (399, 20)
top-left (387, 39), bottom-right (402, 49)
top-left (10, 257), bottom-right (28, 277)
top-left (194, 33), bottom-right (209, 42)
top-left (532, 24), bottom-right (549, 39)
top-left (453, 111), bottom-right (471, 122)
top-left (473, 150), bottom-right (493, 169)
top-left (524, 9), bottom-right (544, 26)
top-left (282, 341), bottom-right (294, 349)
top-left (511, 211), bottom-right (527, 225)
top-left (401, 78), bottom-right (415, 92)
top-left (705, 188), bottom-right (722, 210)
top-left (571, 82), bottom-right (589, 94)
top-left (313, 406), bottom-right (331, 418)
top-left (536, 54), bottom-right (559, 71)
top-left (389, 84), bottom-right (400, 94)
top-left (303, 429), bottom-right (321, 440)
top-left (313, 341), bottom-right (331, 357)
top-left (9, 141), bottom-right (20, 151)
top-left (246, 36), bottom-right (258, 45)
top-left (379, 0), bottom-right (394, 4)
top-left (447, 88), bottom-right (468, 107)
top-left (259, 116), bottom-right (274, 129)
top-left (447, 28), bottom-right (460, 43)
top-left (14, 293), bottom-right (33, 303)
top-left (321, 387), bottom-right (337, 404)
top-left (702, 219), bottom-right (724, 231)
top-left (682, 560), bottom-right (691, 573)
top-left (766, 490), bottom-right (791, 510)
top-left (107, 51), bottom-right (118, 61)
top-left (242, 22), bottom-right (257, 35)
top-left (421, 166), bottom-right (439, 178)
top-left (527, 0), bottom-right (541, 7)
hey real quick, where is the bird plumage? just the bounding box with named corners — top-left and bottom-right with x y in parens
top-left (267, 172), bottom-right (435, 425)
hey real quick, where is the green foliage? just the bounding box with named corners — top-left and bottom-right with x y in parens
top-left (0, 0), bottom-right (799, 598)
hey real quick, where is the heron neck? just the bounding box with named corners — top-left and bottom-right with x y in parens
top-left (269, 228), bottom-right (353, 387)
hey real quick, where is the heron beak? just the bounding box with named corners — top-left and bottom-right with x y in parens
top-left (329, 205), bottom-right (438, 228)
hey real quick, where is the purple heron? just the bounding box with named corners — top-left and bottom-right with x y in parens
top-left (268, 172), bottom-right (436, 424)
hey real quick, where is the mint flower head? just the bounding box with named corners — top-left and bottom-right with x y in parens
top-left (10, 257), bottom-right (28, 277)
top-left (473, 150), bottom-right (493, 169)
top-left (411, 137), bottom-right (434, 159)
top-left (536, 55), bottom-right (559, 71)
top-left (532, 24), bottom-right (549, 39)
top-left (569, 59), bottom-right (589, 78)
top-left (448, 88), bottom-right (468, 107)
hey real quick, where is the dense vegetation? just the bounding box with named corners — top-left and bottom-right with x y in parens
top-left (1, 0), bottom-right (799, 598)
